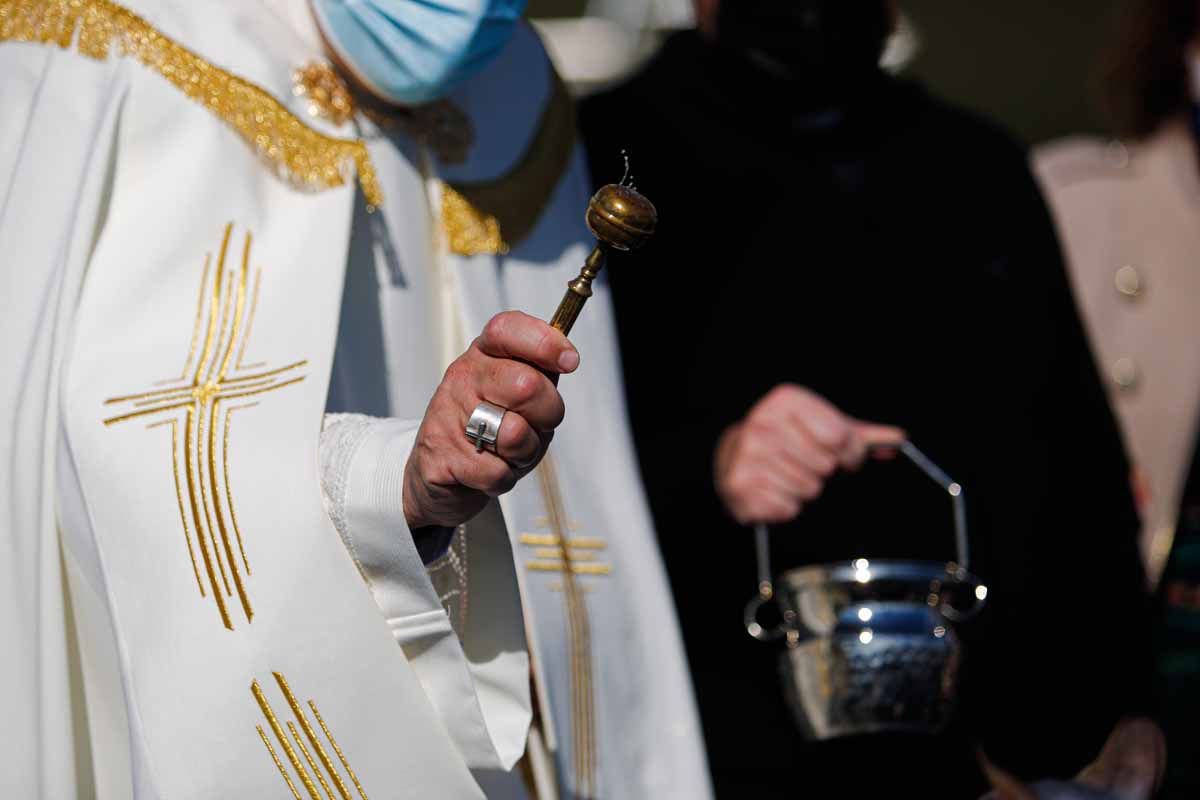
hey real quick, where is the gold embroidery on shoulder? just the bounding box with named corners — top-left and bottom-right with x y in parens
top-left (441, 183), bottom-right (507, 256)
top-left (0, 0), bottom-right (383, 208)
top-left (440, 69), bottom-right (577, 255)
top-left (293, 61), bottom-right (355, 128)
top-left (104, 223), bottom-right (306, 630)
top-left (253, 672), bottom-right (369, 800)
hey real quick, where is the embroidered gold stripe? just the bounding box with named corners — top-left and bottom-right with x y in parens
top-left (104, 360), bottom-right (307, 405)
top-left (309, 700), bottom-right (370, 800)
top-left (257, 725), bottom-right (303, 800)
top-left (195, 397), bottom-right (233, 600)
top-left (153, 254), bottom-right (209, 385)
top-left (209, 398), bottom-right (251, 618)
top-left (536, 457), bottom-right (597, 795)
top-left (235, 268), bottom-right (266, 371)
top-left (290, 722), bottom-right (335, 800)
top-left (224, 403), bottom-right (257, 575)
top-left (146, 418), bottom-right (204, 596)
top-left (0, 0), bottom-right (383, 208)
top-left (127, 378), bottom-right (271, 408)
top-left (184, 405), bottom-right (232, 629)
top-left (221, 375), bottom-right (305, 402)
top-left (218, 231), bottom-right (252, 381)
top-left (527, 560), bottom-right (612, 576)
top-left (518, 533), bottom-right (607, 550)
top-left (253, 680), bottom-right (321, 800)
top-left (532, 547), bottom-right (599, 562)
top-left (274, 672), bottom-right (353, 800)
top-left (252, 674), bottom-right (369, 800)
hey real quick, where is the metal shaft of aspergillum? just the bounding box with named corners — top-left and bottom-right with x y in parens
top-left (549, 245), bottom-right (606, 335)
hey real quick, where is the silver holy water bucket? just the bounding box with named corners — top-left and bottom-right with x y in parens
top-left (744, 442), bottom-right (987, 740)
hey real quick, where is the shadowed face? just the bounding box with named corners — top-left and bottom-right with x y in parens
top-left (691, 0), bottom-right (895, 110)
top-left (696, 0), bottom-right (894, 71)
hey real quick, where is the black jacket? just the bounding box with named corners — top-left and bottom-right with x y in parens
top-left (581, 31), bottom-right (1151, 797)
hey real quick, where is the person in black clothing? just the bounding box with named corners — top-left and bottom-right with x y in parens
top-left (580, 1), bottom-right (1153, 795)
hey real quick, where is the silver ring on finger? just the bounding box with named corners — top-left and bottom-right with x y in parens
top-left (465, 401), bottom-right (507, 454)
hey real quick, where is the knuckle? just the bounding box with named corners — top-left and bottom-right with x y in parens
top-left (734, 437), bottom-right (760, 463)
top-left (815, 419), bottom-right (851, 449)
top-left (510, 367), bottom-right (540, 405)
top-left (477, 460), bottom-right (507, 490)
top-left (797, 477), bottom-right (823, 501)
top-left (547, 393), bottom-right (566, 429)
top-left (504, 422), bottom-right (537, 462)
top-left (490, 468), bottom-right (519, 495)
top-left (726, 471), bottom-right (756, 499)
top-left (443, 356), bottom-right (472, 387)
top-left (771, 383), bottom-right (806, 404)
top-left (533, 324), bottom-right (558, 363)
top-left (764, 384), bottom-right (789, 404)
top-left (482, 313), bottom-right (510, 345)
top-left (743, 415), bottom-right (772, 435)
top-left (421, 453), bottom-right (454, 487)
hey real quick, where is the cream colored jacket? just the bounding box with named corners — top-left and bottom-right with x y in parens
top-left (1034, 119), bottom-right (1200, 585)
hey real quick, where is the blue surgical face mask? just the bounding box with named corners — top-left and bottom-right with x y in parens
top-left (311, 0), bottom-right (527, 106)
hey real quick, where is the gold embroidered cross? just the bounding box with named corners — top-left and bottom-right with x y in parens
top-left (103, 223), bottom-right (306, 630)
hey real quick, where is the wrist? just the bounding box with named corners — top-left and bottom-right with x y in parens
top-left (401, 465), bottom-right (426, 531)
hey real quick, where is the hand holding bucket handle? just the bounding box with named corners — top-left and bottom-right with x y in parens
top-left (745, 440), bottom-right (985, 641)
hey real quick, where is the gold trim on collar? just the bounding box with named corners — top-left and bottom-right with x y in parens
top-left (440, 68), bottom-right (577, 256)
top-left (0, 0), bottom-right (383, 208)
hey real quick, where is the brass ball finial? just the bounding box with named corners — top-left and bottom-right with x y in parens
top-left (585, 184), bottom-right (658, 251)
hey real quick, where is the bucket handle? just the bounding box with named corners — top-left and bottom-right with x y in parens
top-left (745, 440), bottom-right (971, 641)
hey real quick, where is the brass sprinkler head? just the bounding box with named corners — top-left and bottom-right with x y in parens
top-left (585, 184), bottom-right (658, 252)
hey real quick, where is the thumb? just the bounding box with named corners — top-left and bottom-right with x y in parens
top-left (841, 421), bottom-right (906, 470)
top-left (853, 421), bottom-right (906, 448)
top-left (852, 422), bottom-right (906, 463)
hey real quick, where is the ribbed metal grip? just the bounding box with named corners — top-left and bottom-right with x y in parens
top-left (548, 245), bottom-right (606, 335)
top-left (550, 291), bottom-right (587, 335)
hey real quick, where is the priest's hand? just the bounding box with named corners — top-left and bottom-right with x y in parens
top-left (714, 384), bottom-right (905, 525)
top-left (402, 311), bottom-right (579, 530)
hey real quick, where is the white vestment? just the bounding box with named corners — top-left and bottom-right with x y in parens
top-left (2, 1), bottom-right (520, 796)
top-left (0, 1), bottom-right (711, 797)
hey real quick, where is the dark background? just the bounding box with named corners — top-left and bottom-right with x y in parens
top-left (530, 0), bottom-right (1131, 145)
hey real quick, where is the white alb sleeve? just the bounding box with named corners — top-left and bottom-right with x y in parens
top-left (318, 413), bottom-right (532, 770)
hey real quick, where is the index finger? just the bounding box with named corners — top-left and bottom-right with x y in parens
top-left (476, 311), bottom-right (580, 374)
